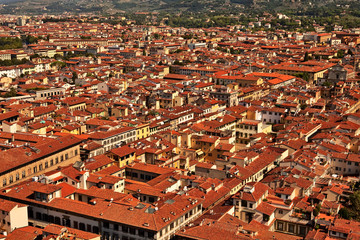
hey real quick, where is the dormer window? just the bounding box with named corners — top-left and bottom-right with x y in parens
top-left (35, 192), bottom-right (41, 199)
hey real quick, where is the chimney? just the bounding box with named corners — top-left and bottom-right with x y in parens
top-left (80, 171), bottom-right (89, 189)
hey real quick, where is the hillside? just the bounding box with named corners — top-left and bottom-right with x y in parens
top-left (0, 0), bottom-right (356, 15)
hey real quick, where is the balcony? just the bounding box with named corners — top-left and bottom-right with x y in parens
top-left (253, 212), bottom-right (271, 225)
top-left (280, 213), bottom-right (313, 225)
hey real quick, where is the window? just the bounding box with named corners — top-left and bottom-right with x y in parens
top-left (74, 221), bottom-right (78, 229)
top-left (299, 226), bottom-right (306, 236)
top-left (288, 224), bottom-right (295, 233)
top-left (103, 222), bottom-right (109, 229)
top-left (45, 162), bottom-right (48, 168)
top-left (249, 203), bottom-right (253, 208)
top-left (277, 222), bottom-right (283, 231)
top-left (92, 226), bottom-right (99, 234)
top-left (139, 229), bottom-right (145, 237)
top-left (22, 171), bottom-right (25, 178)
top-left (278, 209), bottom-right (283, 214)
top-left (48, 215), bottom-right (54, 223)
top-left (55, 217), bottom-right (61, 225)
top-left (241, 200), bottom-right (247, 207)
top-left (114, 224), bottom-right (119, 231)
top-left (39, 164), bottom-right (43, 171)
top-left (60, 156), bottom-right (64, 162)
top-left (79, 223), bottom-right (85, 230)
top-left (65, 153), bottom-right (69, 160)
top-left (75, 149), bottom-right (78, 155)
top-left (55, 157), bottom-right (59, 164)
top-left (33, 166), bottom-right (37, 173)
top-left (3, 178), bottom-right (6, 186)
top-left (50, 160), bottom-right (54, 166)
top-left (16, 173), bottom-right (19, 181)
top-left (129, 227), bottom-right (136, 235)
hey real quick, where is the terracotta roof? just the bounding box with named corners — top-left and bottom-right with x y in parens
top-left (0, 135), bottom-right (82, 174)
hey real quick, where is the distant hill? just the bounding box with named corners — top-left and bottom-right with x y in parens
top-left (0, 0), bottom-right (356, 15)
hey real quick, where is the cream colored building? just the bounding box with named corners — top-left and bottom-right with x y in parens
top-left (0, 199), bottom-right (28, 234)
top-left (0, 135), bottom-right (82, 189)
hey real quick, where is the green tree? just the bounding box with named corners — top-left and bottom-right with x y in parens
top-left (72, 71), bottom-right (78, 84)
top-left (300, 104), bottom-right (307, 110)
top-left (313, 203), bottom-right (321, 217)
top-left (53, 54), bottom-right (63, 60)
top-left (50, 61), bottom-right (66, 69)
top-left (30, 54), bottom-right (40, 60)
top-left (21, 35), bottom-right (38, 44)
top-left (0, 37), bottom-right (22, 50)
top-left (4, 87), bottom-right (17, 98)
top-left (0, 58), bottom-right (27, 66)
top-left (323, 81), bottom-right (331, 87)
top-left (350, 191), bottom-right (360, 212)
top-left (337, 50), bottom-right (345, 59)
top-left (303, 72), bottom-right (310, 82)
top-left (304, 52), bottom-right (311, 61)
top-left (339, 208), bottom-right (350, 220)
top-left (153, 33), bottom-right (160, 40)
